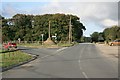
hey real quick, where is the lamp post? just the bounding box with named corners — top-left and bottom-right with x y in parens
top-left (41, 34), bottom-right (44, 45)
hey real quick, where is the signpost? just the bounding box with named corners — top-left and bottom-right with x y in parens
top-left (18, 38), bottom-right (21, 43)
top-left (52, 33), bottom-right (57, 43)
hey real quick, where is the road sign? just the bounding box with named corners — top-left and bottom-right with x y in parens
top-left (52, 36), bottom-right (56, 38)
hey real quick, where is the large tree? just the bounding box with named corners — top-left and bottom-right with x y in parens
top-left (103, 26), bottom-right (120, 41)
top-left (2, 13), bottom-right (86, 42)
top-left (90, 32), bottom-right (99, 42)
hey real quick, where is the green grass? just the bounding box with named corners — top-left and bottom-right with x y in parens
top-left (0, 49), bottom-right (8, 53)
top-left (0, 50), bottom-right (2, 53)
top-left (18, 43), bottom-right (41, 48)
top-left (0, 50), bottom-right (32, 68)
top-left (18, 42), bottom-right (78, 48)
top-left (57, 43), bottom-right (74, 47)
top-left (58, 42), bottom-right (79, 47)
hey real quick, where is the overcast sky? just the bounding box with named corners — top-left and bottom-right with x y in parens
top-left (1, 0), bottom-right (119, 37)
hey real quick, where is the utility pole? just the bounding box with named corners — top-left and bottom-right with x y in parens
top-left (48, 21), bottom-right (51, 38)
top-left (41, 34), bottom-right (44, 45)
top-left (43, 20), bottom-right (55, 45)
top-left (69, 16), bottom-right (72, 44)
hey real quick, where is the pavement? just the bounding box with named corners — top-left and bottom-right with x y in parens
top-left (2, 43), bottom-right (118, 78)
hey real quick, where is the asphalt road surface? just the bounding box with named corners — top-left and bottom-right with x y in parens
top-left (2, 43), bottom-right (118, 78)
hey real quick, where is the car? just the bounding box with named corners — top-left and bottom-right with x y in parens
top-left (3, 42), bottom-right (17, 50)
top-left (109, 40), bottom-right (120, 46)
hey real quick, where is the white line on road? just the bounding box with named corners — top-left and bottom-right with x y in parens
top-left (78, 60), bottom-right (82, 70)
top-left (78, 60), bottom-right (81, 63)
top-left (40, 55), bottom-right (50, 59)
top-left (39, 47), bottom-right (68, 59)
top-left (82, 72), bottom-right (88, 79)
top-left (56, 47), bottom-right (68, 52)
top-left (78, 45), bottom-right (89, 79)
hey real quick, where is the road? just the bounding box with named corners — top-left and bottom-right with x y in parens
top-left (2, 43), bottom-right (118, 78)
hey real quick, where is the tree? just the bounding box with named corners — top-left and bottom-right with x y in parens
top-left (103, 26), bottom-right (120, 41)
top-left (98, 32), bottom-right (104, 42)
top-left (2, 13), bottom-right (86, 42)
top-left (90, 32), bottom-right (99, 42)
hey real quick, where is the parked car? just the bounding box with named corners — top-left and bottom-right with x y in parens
top-left (3, 42), bottom-right (17, 50)
top-left (109, 40), bottom-right (120, 46)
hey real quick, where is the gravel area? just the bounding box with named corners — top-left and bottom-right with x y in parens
top-left (95, 44), bottom-right (119, 62)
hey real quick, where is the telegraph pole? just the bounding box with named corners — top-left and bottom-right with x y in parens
top-left (48, 21), bottom-right (51, 38)
top-left (43, 20), bottom-right (55, 45)
top-left (69, 16), bottom-right (72, 44)
top-left (70, 16), bottom-right (72, 43)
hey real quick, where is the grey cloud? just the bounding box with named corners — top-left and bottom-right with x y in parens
top-left (40, 2), bottom-right (118, 28)
top-left (2, 4), bottom-right (16, 18)
top-left (2, 3), bottom-right (28, 18)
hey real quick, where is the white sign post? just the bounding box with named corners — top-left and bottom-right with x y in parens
top-left (52, 33), bottom-right (57, 43)
top-left (18, 38), bottom-right (21, 43)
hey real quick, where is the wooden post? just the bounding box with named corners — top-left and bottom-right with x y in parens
top-left (49, 21), bottom-right (51, 38)
top-left (69, 16), bottom-right (72, 44)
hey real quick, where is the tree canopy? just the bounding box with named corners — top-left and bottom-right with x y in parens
top-left (2, 14), bottom-right (86, 42)
top-left (91, 25), bottom-right (120, 42)
top-left (103, 26), bottom-right (120, 41)
top-left (90, 32), bottom-right (99, 42)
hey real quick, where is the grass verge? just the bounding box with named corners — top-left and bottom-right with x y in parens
top-left (18, 43), bottom-right (41, 48)
top-left (0, 50), bottom-right (32, 68)
top-left (0, 50), bottom-right (2, 53)
top-left (18, 42), bottom-right (78, 48)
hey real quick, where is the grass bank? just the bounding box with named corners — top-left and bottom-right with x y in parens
top-left (18, 43), bottom-right (41, 48)
top-left (0, 50), bottom-right (32, 68)
top-left (18, 42), bottom-right (78, 48)
top-left (0, 50), bottom-right (2, 53)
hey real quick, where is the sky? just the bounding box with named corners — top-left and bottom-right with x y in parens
top-left (1, 0), bottom-right (119, 37)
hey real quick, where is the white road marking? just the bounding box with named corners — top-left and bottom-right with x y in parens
top-left (40, 55), bottom-right (50, 59)
top-left (82, 72), bottom-right (88, 79)
top-left (56, 47), bottom-right (68, 52)
top-left (78, 60), bottom-right (81, 63)
top-left (78, 45), bottom-right (89, 79)
top-left (39, 47), bottom-right (68, 59)
top-left (79, 46), bottom-right (86, 58)
top-left (78, 60), bottom-right (82, 70)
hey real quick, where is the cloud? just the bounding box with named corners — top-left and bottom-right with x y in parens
top-left (37, 1), bottom-right (118, 36)
top-left (1, 1), bottom-right (118, 36)
top-left (2, 4), bottom-right (16, 17)
top-left (1, 0), bottom-right (120, 2)
top-left (101, 19), bottom-right (118, 27)
top-left (2, 3), bottom-right (29, 18)
top-left (39, 2), bottom-right (118, 26)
